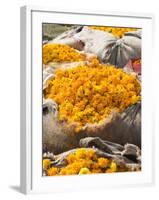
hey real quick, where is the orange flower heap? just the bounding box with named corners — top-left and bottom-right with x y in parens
top-left (44, 59), bottom-right (141, 131)
top-left (90, 26), bottom-right (138, 38)
top-left (43, 43), bottom-right (85, 65)
top-left (45, 148), bottom-right (120, 176)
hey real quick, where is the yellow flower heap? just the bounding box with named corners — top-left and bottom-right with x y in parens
top-left (90, 26), bottom-right (138, 38)
top-left (44, 59), bottom-right (141, 131)
top-left (44, 148), bottom-right (119, 176)
top-left (43, 43), bottom-right (85, 65)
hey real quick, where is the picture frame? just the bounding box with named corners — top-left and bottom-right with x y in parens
top-left (20, 5), bottom-right (154, 194)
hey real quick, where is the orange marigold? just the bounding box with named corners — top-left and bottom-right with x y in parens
top-left (90, 26), bottom-right (138, 38)
top-left (43, 43), bottom-right (85, 64)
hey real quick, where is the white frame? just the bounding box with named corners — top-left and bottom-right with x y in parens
top-left (20, 6), bottom-right (154, 194)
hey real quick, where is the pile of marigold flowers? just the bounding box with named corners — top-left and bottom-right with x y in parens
top-left (44, 59), bottom-right (141, 131)
top-left (43, 43), bottom-right (85, 65)
top-left (90, 26), bottom-right (138, 38)
top-left (43, 148), bottom-right (122, 176)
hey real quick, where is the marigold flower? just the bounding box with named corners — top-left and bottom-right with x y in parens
top-left (90, 26), bottom-right (138, 38)
top-left (79, 167), bottom-right (91, 175)
top-left (98, 157), bottom-right (110, 168)
top-left (110, 161), bottom-right (117, 172)
top-left (47, 167), bottom-right (58, 176)
top-left (43, 159), bottom-right (51, 170)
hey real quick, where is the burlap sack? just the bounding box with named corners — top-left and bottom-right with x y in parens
top-left (43, 99), bottom-right (141, 154)
top-left (43, 62), bottom-right (141, 154)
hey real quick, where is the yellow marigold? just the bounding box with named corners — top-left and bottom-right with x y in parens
top-left (86, 149), bottom-right (97, 160)
top-left (79, 167), bottom-right (91, 175)
top-left (43, 159), bottom-right (51, 170)
top-left (110, 161), bottom-right (117, 172)
top-left (59, 168), bottom-right (76, 175)
top-left (43, 43), bottom-right (85, 64)
top-left (98, 157), bottom-right (110, 168)
top-left (44, 60), bottom-right (141, 131)
top-left (47, 167), bottom-right (58, 176)
top-left (90, 26), bottom-right (138, 38)
top-left (60, 164), bottom-right (81, 175)
top-left (66, 148), bottom-right (96, 163)
top-left (66, 153), bottom-right (77, 164)
top-left (75, 148), bottom-right (88, 159)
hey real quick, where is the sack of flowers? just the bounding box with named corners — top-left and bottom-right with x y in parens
top-left (43, 56), bottom-right (141, 154)
top-left (48, 26), bottom-right (141, 68)
top-left (42, 137), bottom-right (141, 176)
